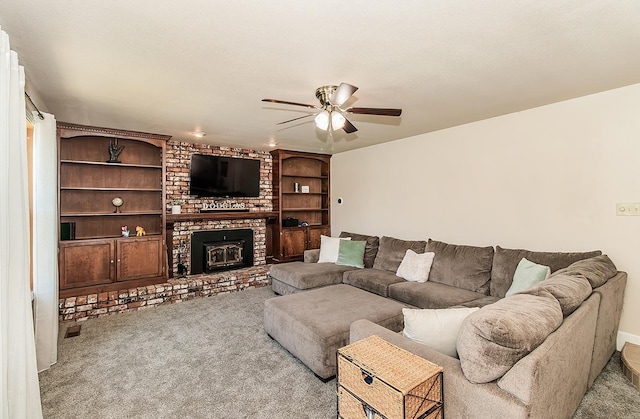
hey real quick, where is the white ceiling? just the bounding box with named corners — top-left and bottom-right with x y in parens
top-left (2, 1), bottom-right (640, 154)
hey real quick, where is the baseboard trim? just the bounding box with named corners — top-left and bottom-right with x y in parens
top-left (617, 331), bottom-right (640, 351)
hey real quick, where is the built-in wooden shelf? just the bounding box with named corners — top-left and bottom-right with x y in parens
top-left (61, 211), bottom-right (163, 217)
top-left (61, 187), bottom-right (163, 191)
top-left (282, 208), bottom-right (329, 211)
top-left (60, 159), bottom-right (162, 169)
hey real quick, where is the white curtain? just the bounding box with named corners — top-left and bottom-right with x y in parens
top-left (0, 27), bottom-right (44, 419)
top-left (32, 112), bottom-right (58, 372)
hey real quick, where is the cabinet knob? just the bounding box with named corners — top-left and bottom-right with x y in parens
top-left (110, 260), bottom-right (114, 264)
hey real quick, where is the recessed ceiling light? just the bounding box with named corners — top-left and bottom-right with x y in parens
top-left (190, 131), bottom-right (206, 138)
top-left (267, 141), bottom-right (277, 147)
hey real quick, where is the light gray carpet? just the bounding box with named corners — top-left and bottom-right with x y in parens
top-left (40, 287), bottom-right (640, 418)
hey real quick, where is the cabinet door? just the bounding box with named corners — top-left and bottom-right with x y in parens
top-left (116, 236), bottom-right (164, 281)
top-left (281, 229), bottom-right (306, 258)
top-left (307, 226), bottom-right (330, 250)
top-left (59, 240), bottom-right (115, 289)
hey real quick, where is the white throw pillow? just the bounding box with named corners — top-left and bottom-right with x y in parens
top-left (402, 307), bottom-right (479, 358)
top-left (505, 257), bottom-right (551, 297)
top-left (317, 235), bottom-right (351, 263)
top-left (396, 250), bottom-right (435, 282)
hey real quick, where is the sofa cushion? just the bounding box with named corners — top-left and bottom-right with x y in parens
top-left (490, 246), bottom-right (602, 298)
top-left (426, 239), bottom-right (494, 294)
top-left (528, 273), bottom-right (592, 316)
top-left (505, 258), bottom-right (550, 297)
top-left (553, 254), bottom-right (617, 289)
top-left (388, 281), bottom-right (486, 309)
top-left (453, 295), bottom-right (500, 308)
top-left (336, 240), bottom-right (367, 268)
top-left (457, 288), bottom-right (563, 384)
top-left (372, 236), bottom-right (427, 273)
top-left (396, 250), bottom-right (435, 283)
top-left (317, 235), bottom-right (350, 263)
top-left (269, 262), bottom-right (356, 290)
top-left (343, 268), bottom-right (406, 297)
top-left (339, 231), bottom-right (380, 269)
top-left (402, 307), bottom-right (479, 358)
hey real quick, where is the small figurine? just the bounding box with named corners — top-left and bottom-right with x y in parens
top-left (121, 226), bottom-right (130, 237)
top-left (107, 138), bottom-right (125, 163)
top-left (135, 226), bottom-right (146, 236)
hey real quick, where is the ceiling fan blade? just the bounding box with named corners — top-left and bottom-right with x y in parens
top-left (346, 107), bottom-right (402, 117)
top-left (262, 98), bottom-right (318, 109)
top-left (342, 117), bottom-right (358, 134)
top-left (330, 83), bottom-right (358, 106)
top-left (276, 114), bottom-right (315, 125)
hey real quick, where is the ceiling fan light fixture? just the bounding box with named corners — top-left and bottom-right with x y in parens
top-left (331, 112), bottom-right (346, 130)
top-left (314, 110), bottom-right (330, 130)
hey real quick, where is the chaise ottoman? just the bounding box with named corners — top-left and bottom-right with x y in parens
top-left (264, 283), bottom-right (412, 380)
top-left (269, 262), bottom-right (357, 295)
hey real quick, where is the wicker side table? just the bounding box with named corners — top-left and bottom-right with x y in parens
top-left (337, 335), bottom-right (443, 419)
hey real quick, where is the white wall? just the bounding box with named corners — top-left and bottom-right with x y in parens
top-left (331, 83), bottom-right (640, 339)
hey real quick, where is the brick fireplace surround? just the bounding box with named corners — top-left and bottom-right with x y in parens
top-left (59, 142), bottom-right (275, 322)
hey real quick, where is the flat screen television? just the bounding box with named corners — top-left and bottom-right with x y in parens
top-left (190, 154), bottom-right (261, 197)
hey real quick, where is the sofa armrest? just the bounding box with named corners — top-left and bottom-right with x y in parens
top-left (349, 319), bottom-right (528, 418)
top-left (304, 249), bottom-right (320, 263)
top-left (497, 293), bottom-right (599, 418)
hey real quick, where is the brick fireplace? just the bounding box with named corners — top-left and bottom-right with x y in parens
top-left (166, 142), bottom-right (274, 277)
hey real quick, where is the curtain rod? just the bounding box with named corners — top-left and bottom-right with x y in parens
top-left (24, 91), bottom-right (45, 120)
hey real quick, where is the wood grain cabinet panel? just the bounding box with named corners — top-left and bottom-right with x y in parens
top-left (117, 236), bottom-right (164, 281)
top-left (59, 240), bottom-right (115, 289)
top-left (282, 229), bottom-right (307, 258)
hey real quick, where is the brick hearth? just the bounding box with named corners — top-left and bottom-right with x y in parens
top-left (59, 266), bottom-right (270, 322)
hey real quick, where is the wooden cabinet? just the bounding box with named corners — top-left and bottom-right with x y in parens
top-left (57, 123), bottom-right (170, 297)
top-left (117, 236), bottom-right (164, 281)
top-left (59, 240), bottom-right (115, 289)
top-left (271, 149), bottom-right (331, 262)
top-left (59, 236), bottom-right (164, 289)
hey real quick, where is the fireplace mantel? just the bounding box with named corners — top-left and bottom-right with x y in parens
top-left (166, 211), bottom-right (278, 224)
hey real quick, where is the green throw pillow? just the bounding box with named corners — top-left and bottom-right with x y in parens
top-left (336, 240), bottom-right (366, 268)
top-left (505, 257), bottom-right (551, 297)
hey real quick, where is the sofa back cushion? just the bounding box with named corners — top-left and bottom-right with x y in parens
top-left (457, 288), bottom-right (563, 383)
top-left (372, 236), bottom-right (427, 273)
top-left (553, 254), bottom-right (617, 289)
top-left (528, 273), bottom-right (592, 316)
top-left (339, 231), bottom-right (380, 269)
top-left (426, 239), bottom-right (494, 294)
top-left (490, 246), bottom-right (602, 298)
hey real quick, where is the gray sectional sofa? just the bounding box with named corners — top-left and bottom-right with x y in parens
top-left (264, 232), bottom-right (626, 419)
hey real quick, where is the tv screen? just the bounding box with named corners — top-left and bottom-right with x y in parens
top-left (190, 154), bottom-right (261, 197)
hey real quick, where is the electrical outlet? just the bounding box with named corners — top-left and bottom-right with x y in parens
top-left (616, 203), bottom-right (640, 216)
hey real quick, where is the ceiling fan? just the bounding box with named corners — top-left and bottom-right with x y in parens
top-left (262, 82), bottom-right (402, 134)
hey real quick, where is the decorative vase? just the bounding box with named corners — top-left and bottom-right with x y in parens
top-left (171, 205), bottom-right (181, 214)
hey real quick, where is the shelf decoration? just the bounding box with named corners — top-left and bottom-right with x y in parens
top-left (112, 196), bottom-right (124, 213)
top-left (121, 226), bottom-right (130, 237)
top-left (107, 138), bottom-right (125, 163)
top-left (301, 185), bottom-right (310, 193)
top-left (135, 226), bottom-right (146, 236)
